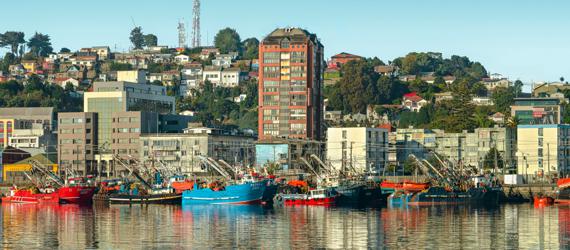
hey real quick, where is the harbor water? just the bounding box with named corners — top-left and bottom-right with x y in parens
top-left (1, 203), bottom-right (568, 249)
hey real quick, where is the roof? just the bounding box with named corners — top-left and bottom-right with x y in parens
top-left (262, 27), bottom-right (319, 45)
top-left (14, 153), bottom-right (56, 165)
top-left (204, 66), bottom-right (222, 71)
top-left (0, 107), bottom-right (54, 119)
top-left (491, 112), bottom-right (505, 118)
top-left (375, 65), bottom-right (396, 73)
top-left (403, 92), bottom-right (425, 102)
top-left (331, 52), bottom-right (362, 59)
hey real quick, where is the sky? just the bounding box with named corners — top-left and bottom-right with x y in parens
top-left (1, 0), bottom-right (569, 87)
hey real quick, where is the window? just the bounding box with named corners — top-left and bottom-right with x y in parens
top-left (538, 128), bottom-right (543, 136)
top-left (263, 95), bottom-right (279, 106)
top-left (538, 148), bottom-right (543, 157)
top-left (342, 130), bottom-right (347, 139)
top-left (131, 128), bottom-right (140, 133)
top-left (263, 52), bottom-right (280, 64)
top-left (263, 109), bottom-right (279, 121)
top-left (280, 38), bottom-right (290, 48)
top-left (263, 66), bottom-right (280, 78)
top-left (538, 138), bottom-right (543, 147)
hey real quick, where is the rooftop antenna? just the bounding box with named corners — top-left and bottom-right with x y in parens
top-left (178, 20), bottom-right (187, 49)
top-left (192, 0), bottom-right (201, 48)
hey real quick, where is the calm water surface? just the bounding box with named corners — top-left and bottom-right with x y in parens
top-left (1, 203), bottom-right (569, 249)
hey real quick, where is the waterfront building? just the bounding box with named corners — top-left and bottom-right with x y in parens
top-left (3, 154), bottom-right (57, 184)
top-left (395, 127), bottom-right (437, 166)
top-left (395, 127), bottom-right (515, 171)
top-left (255, 139), bottom-right (322, 171)
top-left (258, 27), bottom-right (324, 140)
top-left (139, 127), bottom-right (255, 174)
top-left (510, 97), bottom-right (563, 125)
top-left (326, 127), bottom-right (388, 174)
top-left (516, 124), bottom-right (570, 177)
top-left (57, 112), bottom-right (98, 175)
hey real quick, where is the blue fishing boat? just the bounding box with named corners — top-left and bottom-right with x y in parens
top-left (182, 179), bottom-right (268, 205)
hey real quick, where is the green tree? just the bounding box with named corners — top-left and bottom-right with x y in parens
top-left (27, 32), bottom-right (53, 57)
top-left (0, 31), bottom-right (25, 56)
top-left (513, 80), bottom-right (523, 97)
top-left (445, 79), bottom-right (476, 132)
top-left (59, 47), bottom-right (71, 53)
top-left (336, 60), bottom-right (378, 113)
top-left (214, 28), bottom-right (242, 54)
top-left (241, 37), bottom-right (259, 60)
top-left (474, 111), bottom-right (494, 128)
top-left (483, 147), bottom-right (504, 170)
top-left (144, 34), bottom-right (158, 47)
top-left (491, 86), bottom-right (515, 114)
top-left (1, 52), bottom-right (16, 72)
top-left (130, 27), bottom-right (145, 50)
top-left (109, 62), bottom-right (133, 71)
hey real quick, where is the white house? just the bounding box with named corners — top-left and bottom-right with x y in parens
top-left (202, 66), bottom-right (222, 86)
top-left (212, 54), bottom-right (233, 68)
top-left (56, 77), bottom-right (80, 88)
top-left (174, 54), bottom-right (191, 64)
top-left (220, 68), bottom-right (241, 87)
top-left (402, 92), bottom-right (428, 112)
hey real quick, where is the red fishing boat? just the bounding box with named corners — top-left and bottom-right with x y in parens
top-left (275, 188), bottom-right (338, 206)
top-left (1, 188), bottom-right (60, 204)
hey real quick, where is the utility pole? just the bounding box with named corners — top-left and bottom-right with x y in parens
top-left (547, 143), bottom-right (550, 182)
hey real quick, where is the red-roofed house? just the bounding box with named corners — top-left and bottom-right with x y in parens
top-left (402, 92), bottom-right (428, 112)
top-left (328, 52), bottom-right (362, 69)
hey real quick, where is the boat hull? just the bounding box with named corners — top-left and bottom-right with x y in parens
top-left (555, 188), bottom-right (570, 204)
top-left (182, 180), bottom-right (267, 205)
top-left (336, 183), bottom-right (366, 206)
top-left (108, 193), bottom-right (182, 204)
top-left (1, 190), bottom-right (60, 204)
top-left (58, 186), bottom-right (97, 204)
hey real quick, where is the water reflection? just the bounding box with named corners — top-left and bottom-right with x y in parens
top-left (0, 203), bottom-right (568, 249)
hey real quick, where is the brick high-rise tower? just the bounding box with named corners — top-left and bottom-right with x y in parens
top-left (258, 28), bottom-right (324, 141)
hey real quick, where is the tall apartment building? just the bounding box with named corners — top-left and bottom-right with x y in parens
top-left (517, 124), bottom-right (570, 177)
top-left (57, 112), bottom-right (98, 175)
top-left (258, 28), bottom-right (324, 140)
top-left (326, 127), bottom-right (388, 174)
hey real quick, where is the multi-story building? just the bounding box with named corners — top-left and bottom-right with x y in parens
top-left (395, 127), bottom-right (516, 171)
top-left (116, 70), bottom-right (146, 83)
top-left (57, 112), bottom-right (98, 175)
top-left (326, 127), bottom-right (388, 174)
top-left (139, 127), bottom-right (255, 174)
top-left (110, 111), bottom-right (159, 161)
top-left (258, 27), bottom-right (324, 140)
top-left (517, 124), bottom-right (570, 177)
top-left (0, 107), bottom-right (56, 151)
top-left (510, 98), bottom-right (563, 125)
top-left (395, 128), bottom-right (437, 165)
top-left (255, 138), bottom-right (323, 171)
top-left (85, 81), bottom-right (175, 147)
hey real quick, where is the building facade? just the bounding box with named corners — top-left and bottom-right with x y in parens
top-left (139, 128), bottom-right (255, 174)
top-left (510, 98), bottom-right (563, 125)
top-left (258, 27), bottom-right (324, 140)
top-left (57, 112), bottom-right (98, 175)
top-left (0, 107), bottom-right (56, 151)
top-left (517, 125), bottom-right (570, 177)
top-left (326, 127), bottom-right (388, 174)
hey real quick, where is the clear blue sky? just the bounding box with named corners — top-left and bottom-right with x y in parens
top-left (1, 0), bottom-right (569, 85)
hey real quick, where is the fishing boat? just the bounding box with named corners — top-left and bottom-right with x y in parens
top-left (555, 177), bottom-right (570, 204)
top-left (335, 181), bottom-right (366, 206)
top-left (1, 187), bottom-right (60, 204)
top-left (274, 188), bottom-right (338, 206)
top-left (58, 176), bottom-right (97, 204)
top-left (182, 179), bottom-right (268, 205)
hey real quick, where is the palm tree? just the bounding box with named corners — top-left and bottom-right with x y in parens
top-left (506, 115), bottom-right (519, 128)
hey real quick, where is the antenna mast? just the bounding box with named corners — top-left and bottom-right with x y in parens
top-left (178, 20), bottom-right (187, 49)
top-left (192, 0), bottom-right (201, 48)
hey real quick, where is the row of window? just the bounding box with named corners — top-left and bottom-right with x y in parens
top-left (60, 118), bottom-right (91, 124)
top-left (113, 128), bottom-right (140, 133)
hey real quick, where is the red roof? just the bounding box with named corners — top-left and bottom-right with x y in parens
top-left (331, 52), bottom-right (362, 59)
top-left (403, 92), bottom-right (424, 102)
